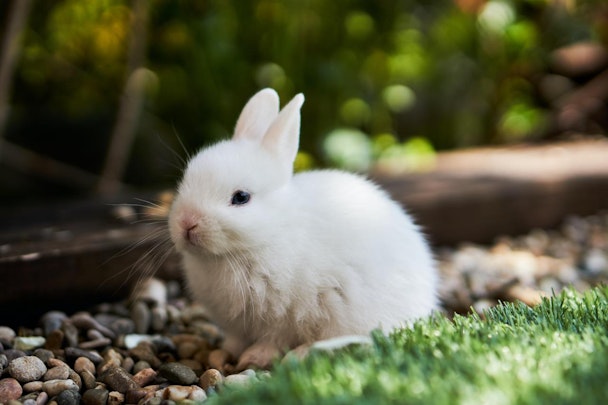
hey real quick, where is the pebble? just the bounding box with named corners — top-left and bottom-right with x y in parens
top-left (43, 364), bottom-right (70, 381)
top-left (79, 369), bottom-right (97, 390)
top-left (74, 357), bottom-right (96, 375)
top-left (0, 326), bottom-right (16, 344)
top-left (99, 367), bottom-right (139, 393)
top-left (107, 391), bottom-right (125, 405)
top-left (158, 362), bottom-right (198, 385)
top-left (82, 388), bottom-right (109, 405)
top-left (133, 278), bottom-right (168, 307)
top-left (64, 347), bottom-right (103, 364)
top-left (207, 349), bottom-right (231, 371)
top-left (199, 368), bottom-right (223, 390)
top-left (44, 329), bottom-right (64, 350)
top-left (13, 336), bottom-right (46, 351)
top-left (23, 381), bottom-right (44, 392)
top-left (40, 311), bottom-right (67, 336)
top-left (224, 373), bottom-right (254, 387)
top-left (132, 367), bottom-right (157, 387)
top-left (0, 378), bottom-right (23, 403)
top-left (70, 313), bottom-right (116, 339)
top-left (33, 349), bottom-right (54, 364)
top-left (42, 379), bottom-right (79, 396)
top-left (8, 356), bottom-right (48, 383)
top-left (55, 389), bottom-right (81, 405)
top-left (131, 301), bottom-right (152, 334)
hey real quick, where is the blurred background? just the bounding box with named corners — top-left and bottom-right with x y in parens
top-left (0, 0), bottom-right (607, 205)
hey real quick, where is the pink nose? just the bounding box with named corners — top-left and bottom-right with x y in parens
top-left (185, 223), bottom-right (198, 243)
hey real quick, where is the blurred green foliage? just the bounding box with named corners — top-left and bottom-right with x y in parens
top-left (2, 0), bottom-right (606, 195)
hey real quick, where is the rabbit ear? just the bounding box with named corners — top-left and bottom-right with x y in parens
top-left (262, 93), bottom-right (304, 166)
top-left (233, 88), bottom-right (280, 142)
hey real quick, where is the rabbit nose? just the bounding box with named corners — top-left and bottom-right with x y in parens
top-left (185, 223), bottom-right (198, 243)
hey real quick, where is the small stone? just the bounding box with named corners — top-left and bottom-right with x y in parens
top-left (199, 368), bottom-right (223, 390)
top-left (188, 385), bottom-right (207, 401)
top-left (14, 336), bottom-right (46, 351)
top-left (44, 329), bottom-right (64, 350)
top-left (151, 307), bottom-right (168, 332)
top-left (132, 360), bottom-right (151, 374)
top-left (80, 369), bottom-right (97, 390)
top-left (64, 347), bottom-right (103, 364)
top-left (98, 348), bottom-right (124, 374)
top-left (179, 359), bottom-right (203, 374)
top-left (41, 312), bottom-right (68, 336)
top-left (161, 386), bottom-right (190, 402)
top-left (61, 322), bottom-right (80, 348)
top-left (55, 389), bottom-right (81, 405)
top-left (158, 362), bottom-right (198, 385)
top-left (110, 318), bottom-right (135, 336)
top-left (74, 357), bottom-right (96, 375)
top-left (0, 326), bottom-right (16, 344)
top-left (131, 301), bottom-right (152, 334)
top-left (107, 391), bottom-right (125, 405)
top-left (121, 357), bottom-right (134, 373)
top-left (0, 378), bottom-right (23, 403)
top-left (132, 367), bottom-right (157, 387)
top-left (79, 338), bottom-right (112, 350)
top-left (100, 367), bottom-right (139, 393)
top-left (177, 341), bottom-right (199, 360)
top-left (8, 355), bottom-right (48, 383)
top-left (23, 381), bottom-right (44, 392)
top-left (207, 349), bottom-right (231, 371)
top-left (43, 364), bottom-right (70, 381)
top-left (33, 349), bottom-right (55, 365)
top-left (224, 373), bottom-right (253, 387)
top-left (42, 379), bottom-right (79, 396)
top-left (70, 313), bottom-right (116, 339)
top-left (82, 388), bottom-right (109, 405)
top-left (68, 369), bottom-right (82, 390)
top-left (3, 349), bottom-right (26, 362)
top-left (129, 341), bottom-right (161, 368)
top-left (24, 398), bottom-right (37, 405)
top-left (35, 391), bottom-right (48, 405)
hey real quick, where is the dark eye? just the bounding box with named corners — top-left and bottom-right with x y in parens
top-left (231, 190), bottom-right (251, 206)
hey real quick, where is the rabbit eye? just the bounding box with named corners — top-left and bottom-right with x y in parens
top-left (231, 190), bottom-right (251, 206)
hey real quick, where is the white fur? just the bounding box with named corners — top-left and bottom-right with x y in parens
top-left (168, 89), bottom-right (438, 357)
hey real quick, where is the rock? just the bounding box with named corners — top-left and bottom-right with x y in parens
top-left (61, 322), bottom-right (80, 348)
top-left (43, 364), bottom-right (70, 381)
top-left (158, 362), bottom-right (198, 385)
top-left (33, 349), bottom-right (55, 365)
top-left (131, 301), bottom-right (152, 334)
top-left (3, 349), bottom-right (27, 362)
top-left (64, 347), bottom-right (103, 364)
top-left (40, 311), bottom-right (68, 336)
top-left (74, 357), bottom-right (96, 375)
top-left (151, 307), bottom-right (168, 331)
top-left (82, 388), bottom-right (109, 405)
top-left (13, 337), bottom-right (46, 351)
top-left (128, 341), bottom-right (161, 368)
top-left (107, 391), bottom-right (125, 405)
top-left (8, 355), bottom-right (48, 383)
top-left (199, 368), bottom-right (223, 390)
top-left (160, 385), bottom-right (206, 402)
top-left (133, 360), bottom-right (151, 374)
top-left (79, 338), bottom-right (112, 350)
top-left (55, 389), bottom-right (81, 405)
top-left (99, 367), bottom-right (139, 393)
top-left (80, 369), bottom-right (97, 390)
top-left (224, 373), bottom-right (253, 387)
top-left (35, 391), bottom-right (48, 405)
top-left (70, 313), bottom-right (116, 339)
top-left (177, 341), bottom-right (199, 360)
top-left (44, 329), bottom-right (64, 350)
top-left (0, 378), bottom-right (23, 403)
top-left (22, 381), bottom-right (44, 392)
top-left (132, 367), bottom-right (157, 387)
top-left (207, 349), bottom-right (231, 371)
top-left (42, 379), bottom-right (80, 396)
top-left (0, 326), bottom-right (16, 344)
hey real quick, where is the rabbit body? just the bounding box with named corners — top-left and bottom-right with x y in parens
top-left (169, 89), bottom-right (438, 358)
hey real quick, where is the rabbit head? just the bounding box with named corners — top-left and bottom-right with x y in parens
top-left (169, 89), bottom-right (304, 256)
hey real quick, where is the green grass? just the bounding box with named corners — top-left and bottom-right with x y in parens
top-left (209, 287), bottom-right (608, 405)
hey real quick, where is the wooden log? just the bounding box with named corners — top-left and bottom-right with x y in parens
top-left (1, 139), bottom-right (607, 323)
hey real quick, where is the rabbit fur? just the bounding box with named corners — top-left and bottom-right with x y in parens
top-left (168, 88), bottom-right (438, 366)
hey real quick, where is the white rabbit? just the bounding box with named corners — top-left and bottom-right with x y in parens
top-left (168, 88), bottom-right (438, 369)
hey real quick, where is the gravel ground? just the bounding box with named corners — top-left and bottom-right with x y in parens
top-left (1, 211), bottom-right (607, 404)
